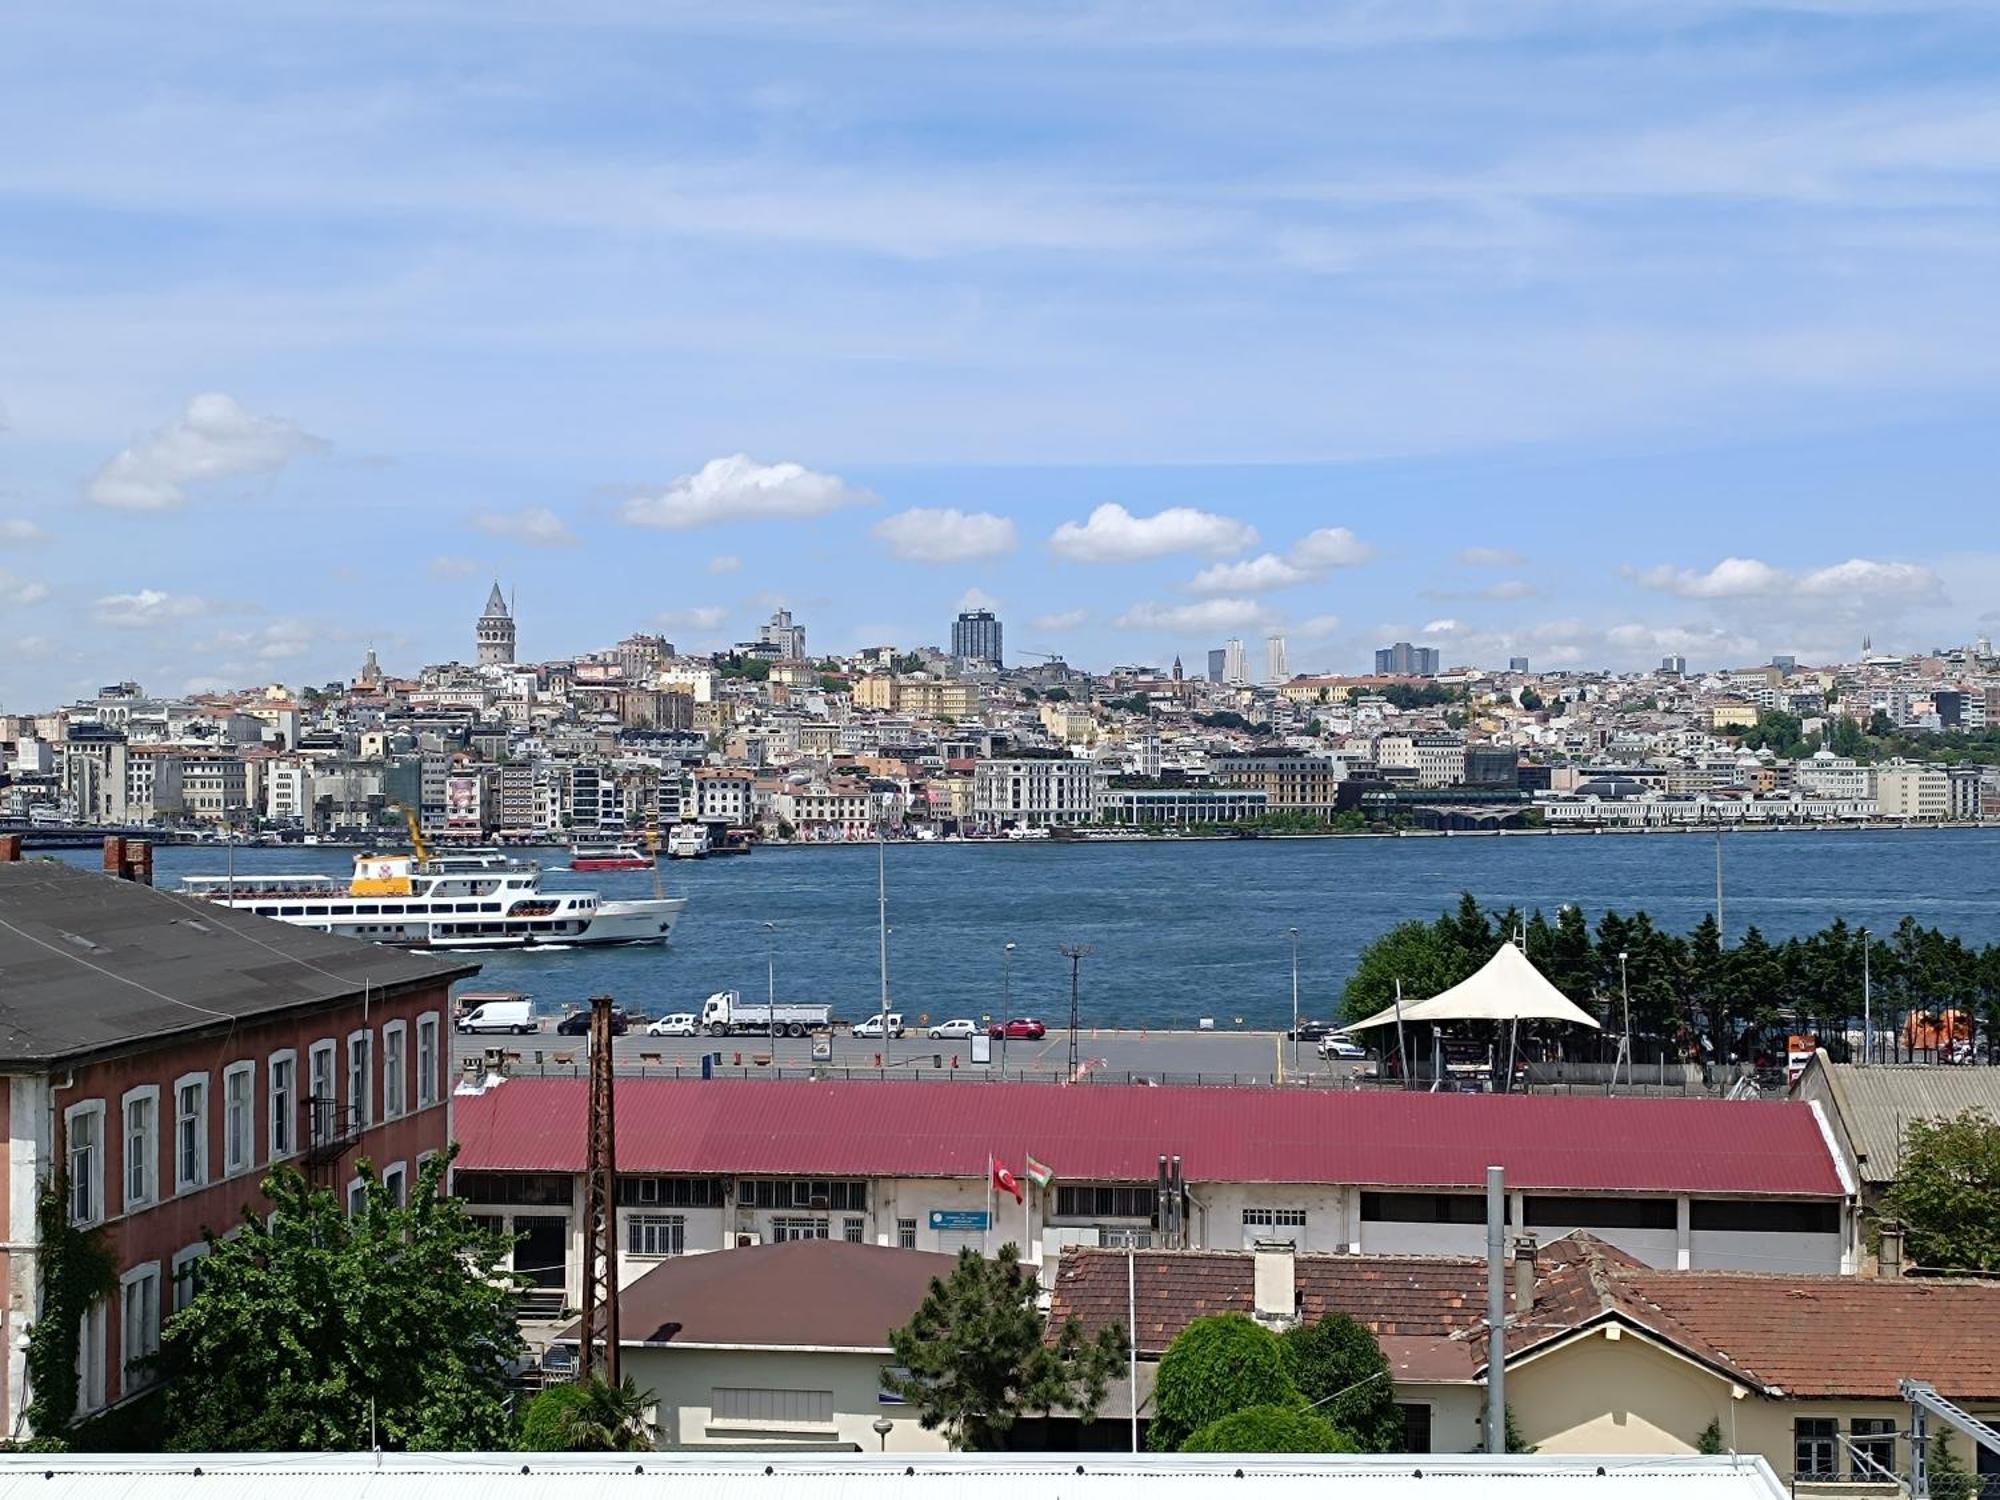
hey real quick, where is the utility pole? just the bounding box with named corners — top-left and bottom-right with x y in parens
top-left (1484, 1165), bottom-right (1506, 1454)
top-left (1002, 941), bottom-right (1016, 1073)
top-left (1288, 927), bottom-right (1300, 1074)
top-left (578, 993), bottom-right (621, 1385)
top-left (876, 821), bottom-right (891, 1040)
top-left (1616, 950), bottom-right (1632, 1089)
top-left (764, 920), bottom-right (777, 1054)
top-left (1861, 927), bottom-right (1872, 1066)
top-left (1061, 943), bottom-right (1093, 1080)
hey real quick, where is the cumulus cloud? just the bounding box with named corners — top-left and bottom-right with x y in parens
top-left (622, 454), bottom-right (871, 529)
top-left (956, 587), bottom-right (1001, 612)
top-left (1631, 557), bottom-right (1790, 599)
top-left (1458, 545), bottom-right (1524, 568)
top-left (1422, 617), bottom-right (1464, 636)
top-left (1633, 554), bottom-right (1942, 606)
top-left (1030, 608), bottom-right (1088, 631)
top-left (427, 555), bottom-right (479, 578)
top-left (653, 606), bottom-right (728, 632)
top-left (92, 589), bottom-right (209, 628)
top-left (474, 506), bottom-right (576, 547)
top-left (0, 518), bottom-right (47, 544)
top-left (1291, 613), bottom-right (1342, 638)
top-left (1050, 503), bottom-right (1256, 562)
top-left (1187, 553), bottom-right (1312, 594)
top-left (873, 506), bottom-right (1018, 562)
top-left (1115, 597), bottom-right (1272, 632)
top-left (1796, 558), bottom-right (1940, 600)
top-left (86, 393), bottom-right (322, 510)
top-left (1289, 527), bottom-right (1375, 569)
top-left (0, 571), bottom-right (49, 608)
top-left (1482, 579), bottom-right (1538, 601)
top-left (706, 554), bottom-right (743, 575)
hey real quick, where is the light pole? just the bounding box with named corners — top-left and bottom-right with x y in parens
top-left (1861, 927), bottom-right (1872, 1066)
top-left (872, 1415), bottom-right (893, 1452)
top-left (1288, 927), bottom-right (1300, 1072)
top-left (1002, 941), bottom-right (1016, 1074)
top-left (764, 920), bottom-right (777, 1053)
top-left (1061, 943), bottom-right (1092, 1081)
top-left (1617, 950), bottom-right (1631, 1088)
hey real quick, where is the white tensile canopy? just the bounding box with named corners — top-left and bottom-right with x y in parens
top-left (1341, 941), bottom-right (1602, 1033)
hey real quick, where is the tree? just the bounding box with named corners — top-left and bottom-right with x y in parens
top-left (1181, 1405), bottom-right (1355, 1454)
top-left (1278, 1314), bottom-right (1402, 1452)
top-left (1150, 1313), bottom-right (1297, 1451)
top-left (1927, 1432), bottom-right (1977, 1500)
top-left (1518, 687), bottom-right (1544, 713)
top-left (1880, 1109), bottom-right (2000, 1272)
top-left (1340, 919), bottom-right (1468, 1025)
top-left (156, 1152), bottom-right (523, 1451)
top-left (518, 1376), bottom-right (657, 1451)
top-left (1695, 1418), bottom-right (1725, 1455)
top-left (883, 1244), bottom-right (1126, 1451)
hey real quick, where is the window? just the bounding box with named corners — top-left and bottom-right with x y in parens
top-left (1524, 1196), bottom-right (1676, 1231)
top-left (222, 1062), bottom-right (255, 1176)
top-left (383, 1162), bottom-right (407, 1207)
top-left (1101, 1227), bottom-right (1152, 1249)
top-left (1053, 1184), bottom-right (1155, 1220)
top-left (120, 1264), bottom-right (161, 1387)
top-left (628, 1214), bottom-right (686, 1258)
top-left (122, 1088), bottom-right (159, 1212)
top-left (896, 1218), bottom-right (918, 1249)
top-left (174, 1074), bottom-right (208, 1193)
top-left (308, 1040), bottom-right (336, 1145)
top-left (416, 1014), bottom-right (440, 1108)
top-left (171, 1244), bottom-right (208, 1312)
top-left (269, 1051), bottom-right (296, 1160)
top-left (1243, 1206), bottom-right (1307, 1247)
top-left (64, 1102), bottom-right (106, 1226)
top-left (1795, 1418), bottom-right (1838, 1478)
top-left (1398, 1403), bottom-right (1433, 1454)
top-left (736, 1179), bottom-right (868, 1211)
top-left (770, 1216), bottom-right (829, 1242)
top-left (1850, 1418), bottom-right (1895, 1479)
top-left (453, 1172), bottom-right (575, 1207)
top-left (711, 1387), bottom-right (832, 1429)
top-left (1691, 1200), bottom-right (1840, 1236)
top-left (347, 1178), bottom-right (367, 1216)
top-left (76, 1297), bottom-right (107, 1414)
top-left (843, 1217), bottom-right (865, 1243)
top-left (383, 1022), bottom-right (407, 1120)
top-left (616, 1176), bottom-right (724, 1208)
top-left (347, 1031), bottom-right (373, 1128)
top-left (1360, 1193), bottom-right (1486, 1224)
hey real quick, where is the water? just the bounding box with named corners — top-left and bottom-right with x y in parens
top-left (78, 826), bottom-right (2000, 1029)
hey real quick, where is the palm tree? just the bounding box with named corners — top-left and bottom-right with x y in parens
top-left (552, 1375), bottom-right (657, 1451)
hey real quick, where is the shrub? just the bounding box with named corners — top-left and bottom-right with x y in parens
top-left (1181, 1404), bottom-right (1356, 1454)
top-left (1279, 1313), bottom-right (1402, 1452)
top-left (1149, 1313), bottom-right (1297, 1452)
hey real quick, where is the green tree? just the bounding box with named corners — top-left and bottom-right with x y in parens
top-left (1881, 1109), bottom-right (2000, 1272)
top-left (1927, 1433), bottom-right (1977, 1500)
top-left (1340, 919), bottom-right (1468, 1025)
top-left (883, 1244), bottom-right (1126, 1451)
top-left (1695, 1418), bottom-right (1725, 1455)
top-left (1181, 1405), bottom-right (1355, 1454)
top-left (518, 1376), bottom-right (657, 1451)
top-left (1518, 687), bottom-right (1544, 712)
top-left (156, 1152), bottom-right (523, 1451)
top-left (1278, 1314), bottom-right (1402, 1452)
top-left (1150, 1313), bottom-right (1296, 1452)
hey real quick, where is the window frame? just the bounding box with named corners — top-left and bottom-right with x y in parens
top-left (121, 1086), bottom-right (160, 1213)
top-left (119, 1262), bottom-right (162, 1388)
top-left (1794, 1417), bottom-right (1838, 1479)
top-left (171, 1243), bottom-right (208, 1312)
top-left (347, 1029), bottom-right (373, 1129)
top-left (173, 1072), bottom-right (209, 1194)
top-left (382, 1020), bottom-right (408, 1121)
top-left (896, 1217), bottom-right (918, 1250)
top-left (383, 1160), bottom-right (408, 1208)
top-left (268, 1048), bottom-right (297, 1161)
top-left (1849, 1417), bottom-right (1896, 1479)
top-left (221, 1060), bottom-right (257, 1178)
top-left (75, 1296), bottom-right (107, 1415)
top-left (64, 1100), bottom-right (107, 1227)
top-left (415, 1012), bottom-right (441, 1109)
top-left (627, 1213), bottom-right (686, 1258)
top-left (308, 1039), bottom-right (336, 1146)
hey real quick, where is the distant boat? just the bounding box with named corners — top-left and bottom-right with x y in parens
top-left (568, 838), bottom-right (655, 872)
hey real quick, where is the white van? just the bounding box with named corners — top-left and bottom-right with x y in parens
top-left (457, 996), bottom-right (536, 1035)
top-left (854, 1012), bottom-right (905, 1039)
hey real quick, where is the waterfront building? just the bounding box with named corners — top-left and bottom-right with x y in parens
top-left (1538, 792), bottom-right (1877, 826)
top-left (1101, 785), bottom-right (1269, 825)
top-left (1210, 752), bottom-right (1346, 815)
top-left (60, 723), bottom-right (131, 823)
top-left (475, 581), bottom-right (516, 667)
top-left (971, 755), bottom-right (1100, 827)
top-left (693, 768), bottom-right (755, 827)
top-left (1873, 760), bottom-right (1951, 821)
top-left (1375, 641), bottom-right (1440, 676)
top-left (1793, 748), bottom-right (1873, 802)
top-left (950, 608), bottom-right (1003, 670)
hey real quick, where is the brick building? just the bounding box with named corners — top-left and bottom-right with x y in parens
top-left (0, 844), bottom-right (472, 1432)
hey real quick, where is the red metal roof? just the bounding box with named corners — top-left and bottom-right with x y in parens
top-left (451, 1078), bottom-right (1843, 1198)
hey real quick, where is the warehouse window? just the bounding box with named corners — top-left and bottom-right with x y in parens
top-left (711, 1387), bottom-right (832, 1429)
top-left (1524, 1196), bottom-right (1675, 1230)
top-left (1054, 1184), bottom-right (1154, 1220)
top-left (1691, 1201), bottom-right (1839, 1236)
top-left (1360, 1193), bottom-right (1485, 1224)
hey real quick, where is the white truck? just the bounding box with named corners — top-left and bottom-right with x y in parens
top-left (699, 989), bottom-right (832, 1038)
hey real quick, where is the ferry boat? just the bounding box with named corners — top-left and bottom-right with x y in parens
top-left (181, 848), bottom-right (684, 950)
top-left (568, 837), bottom-right (655, 871)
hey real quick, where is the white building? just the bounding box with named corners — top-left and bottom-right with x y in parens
top-left (1792, 748), bottom-right (1873, 802)
top-left (971, 756), bottom-right (1100, 827)
top-left (1873, 760), bottom-right (1950, 820)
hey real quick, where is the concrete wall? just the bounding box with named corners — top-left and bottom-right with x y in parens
top-left (625, 1344), bottom-right (949, 1452)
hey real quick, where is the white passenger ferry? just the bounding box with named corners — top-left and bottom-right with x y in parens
top-left (182, 848), bottom-right (684, 950)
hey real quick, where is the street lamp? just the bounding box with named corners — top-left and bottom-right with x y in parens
top-left (1617, 950), bottom-right (1631, 1088)
top-left (1003, 941), bottom-right (1017, 1074)
top-left (872, 1415), bottom-right (893, 1451)
top-left (764, 920), bottom-right (777, 1053)
top-left (1288, 927), bottom-right (1300, 1071)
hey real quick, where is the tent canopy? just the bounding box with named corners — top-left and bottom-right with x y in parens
top-left (1342, 942), bottom-right (1602, 1033)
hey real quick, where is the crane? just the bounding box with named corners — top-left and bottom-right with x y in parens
top-left (393, 803), bottom-right (430, 864)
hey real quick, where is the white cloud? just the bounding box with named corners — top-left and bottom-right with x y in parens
top-left (92, 589), bottom-right (209, 628)
top-left (202, 620), bottom-right (315, 662)
top-left (0, 571), bottom-right (49, 608)
top-left (1633, 554), bottom-right (1941, 608)
top-left (873, 506), bottom-right (1018, 562)
top-left (706, 554), bottom-right (743, 575)
top-left (653, 606), bottom-right (728, 632)
top-left (0, 518), bottom-right (48, 544)
top-left (956, 587), bottom-right (1001, 613)
top-left (1796, 558), bottom-right (1940, 600)
top-left (474, 506), bottom-right (576, 546)
top-left (1115, 597), bottom-right (1272, 632)
top-left (1187, 553), bottom-right (1312, 594)
top-left (622, 454), bottom-right (871, 530)
top-left (427, 554), bottom-right (479, 579)
top-left (86, 393), bottom-right (321, 510)
top-left (1482, 579), bottom-right (1539, 601)
top-left (1289, 526), bottom-right (1375, 569)
top-left (1291, 613), bottom-right (1343, 638)
top-left (1457, 546), bottom-right (1525, 567)
top-left (1422, 617), bottom-right (1464, 636)
top-left (1050, 503), bottom-right (1256, 562)
top-left (1632, 557), bottom-right (1788, 598)
top-left (1030, 608), bottom-right (1088, 631)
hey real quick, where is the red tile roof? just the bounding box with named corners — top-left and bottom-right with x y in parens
top-left (451, 1077), bottom-right (1844, 1198)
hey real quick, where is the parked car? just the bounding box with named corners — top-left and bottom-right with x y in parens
top-left (854, 1012), bottom-right (906, 1039)
top-left (646, 1012), bottom-right (699, 1037)
top-left (457, 997), bottom-right (535, 1035)
top-left (1289, 1018), bottom-right (1336, 1042)
top-left (556, 1008), bottom-right (629, 1037)
top-left (988, 1017), bottom-right (1047, 1040)
top-left (928, 1018), bottom-right (978, 1040)
top-left (1317, 1034), bottom-right (1368, 1060)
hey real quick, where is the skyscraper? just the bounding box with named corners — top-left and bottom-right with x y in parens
top-left (758, 608), bottom-right (807, 660)
top-left (1661, 655), bottom-right (1688, 676)
top-left (1222, 637), bottom-right (1248, 686)
top-left (951, 608), bottom-right (1004, 668)
top-left (1264, 635), bottom-right (1289, 684)
top-left (1206, 649), bottom-right (1226, 683)
top-left (476, 582), bottom-right (515, 667)
top-left (1508, 656), bottom-right (1530, 673)
top-left (1374, 641), bottom-right (1438, 676)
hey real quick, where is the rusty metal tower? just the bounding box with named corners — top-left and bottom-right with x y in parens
top-left (577, 993), bottom-right (621, 1384)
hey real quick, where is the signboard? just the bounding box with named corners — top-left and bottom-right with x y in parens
top-left (928, 1210), bottom-right (990, 1231)
top-left (969, 1032), bottom-right (992, 1065)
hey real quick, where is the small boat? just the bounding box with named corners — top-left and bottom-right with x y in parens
top-left (568, 838), bottom-right (656, 872)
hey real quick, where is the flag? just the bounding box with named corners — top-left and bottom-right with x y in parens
top-left (992, 1159), bottom-right (1023, 1204)
top-left (1024, 1154), bottom-right (1054, 1189)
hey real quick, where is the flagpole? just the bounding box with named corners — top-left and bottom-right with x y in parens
top-left (1024, 1167), bottom-right (1032, 1261)
top-left (985, 1152), bottom-right (993, 1257)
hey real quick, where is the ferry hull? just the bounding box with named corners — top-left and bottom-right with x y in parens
top-left (197, 895), bottom-right (685, 951)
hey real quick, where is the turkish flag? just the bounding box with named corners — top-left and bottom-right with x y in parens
top-left (992, 1160), bottom-right (1024, 1203)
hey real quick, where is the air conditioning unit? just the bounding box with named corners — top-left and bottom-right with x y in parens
top-left (734, 1232), bottom-right (762, 1249)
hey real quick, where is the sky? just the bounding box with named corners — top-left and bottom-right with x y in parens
top-left (5, 0), bottom-right (2000, 706)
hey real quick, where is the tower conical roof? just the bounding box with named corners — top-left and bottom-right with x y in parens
top-left (483, 581), bottom-right (510, 618)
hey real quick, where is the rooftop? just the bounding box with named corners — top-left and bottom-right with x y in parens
top-left (0, 861), bottom-right (475, 1065)
top-left (1797, 1055), bottom-right (2000, 1185)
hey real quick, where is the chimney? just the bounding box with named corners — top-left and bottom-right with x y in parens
top-left (1878, 1220), bottom-right (1904, 1279)
top-left (123, 840), bottom-right (154, 887)
top-left (102, 835), bottom-right (126, 876)
top-left (1511, 1233), bottom-right (1538, 1318)
top-left (0, 834), bottom-right (21, 862)
top-left (1252, 1246), bottom-right (1297, 1329)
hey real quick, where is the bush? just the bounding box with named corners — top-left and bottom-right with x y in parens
top-left (1181, 1404), bottom-right (1356, 1454)
top-left (1279, 1313), bottom-right (1402, 1452)
top-left (1149, 1314), bottom-right (1297, 1452)
top-left (517, 1385), bottom-right (592, 1451)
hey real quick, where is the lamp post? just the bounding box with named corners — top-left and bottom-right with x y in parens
top-left (872, 1415), bottom-right (893, 1452)
top-left (1861, 927), bottom-right (1872, 1066)
top-left (1288, 927), bottom-right (1300, 1072)
top-left (1617, 950), bottom-right (1631, 1088)
top-left (764, 920), bottom-right (777, 1053)
top-left (1002, 941), bottom-right (1016, 1074)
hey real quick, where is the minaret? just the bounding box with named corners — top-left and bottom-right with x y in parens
top-left (477, 581), bottom-right (516, 666)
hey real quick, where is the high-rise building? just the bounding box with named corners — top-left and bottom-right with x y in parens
top-left (1508, 657), bottom-right (1530, 673)
top-left (1661, 655), bottom-right (1688, 676)
top-left (476, 582), bottom-right (516, 667)
top-left (1223, 638), bottom-right (1248, 686)
top-left (1206, 649), bottom-right (1226, 683)
top-left (758, 608), bottom-right (807, 660)
top-left (1264, 636), bottom-right (1289, 685)
top-left (951, 609), bottom-right (1004, 669)
top-left (1373, 641), bottom-right (1439, 677)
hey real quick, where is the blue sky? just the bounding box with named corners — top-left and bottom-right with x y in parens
top-left (5, 1), bottom-right (2000, 704)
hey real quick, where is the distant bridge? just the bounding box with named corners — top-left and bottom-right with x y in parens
top-left (0, 824), bottom-right (195, 849)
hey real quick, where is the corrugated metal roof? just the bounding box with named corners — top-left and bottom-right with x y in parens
top-left (1817, 1063), bottom-right (2000, 1183)
top-left (452, 1078), bottom-right (1845, 1197)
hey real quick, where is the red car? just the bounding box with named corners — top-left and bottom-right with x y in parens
top-left (989, 1018), bottom-right (1047, 1040)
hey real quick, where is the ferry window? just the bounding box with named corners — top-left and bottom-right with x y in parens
top-left (355, 905), bottom-right (379, 915)
top-left (381, 905), bottom-right (403, 914)
top-left (280, 906), bottom-right (303, 917)
top-left (483, 903), bottom-right (502, 913)
top-left (255, 907), bottom-right (277, 917)
top-left (305, 906), bottom-right (328, 916)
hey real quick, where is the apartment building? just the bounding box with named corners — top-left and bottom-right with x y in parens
top-left (0, 847), bottom-right (466, 1433)
top-left (693, 769), bottom-right (755, 826)
top-left (1210, 753), bottom-right (1345, 815)
top-left (971, 756), bottom-right (1100, 827)
top-left (1873, 760), bottom-right (1951, 820)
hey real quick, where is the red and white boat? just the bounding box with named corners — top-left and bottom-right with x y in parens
top-left (568, 837), bottom-right (655, 871)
